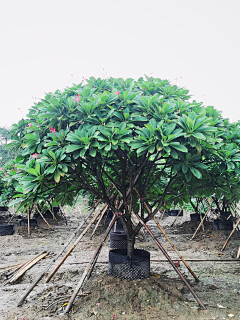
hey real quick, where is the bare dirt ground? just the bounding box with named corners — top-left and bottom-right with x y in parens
top-left (0, 206), bottom-right (240, 320)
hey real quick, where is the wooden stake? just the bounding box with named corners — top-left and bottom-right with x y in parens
top-left (89, 205), bottom-right (108, 240)
top-left (17, 203), bottom-right (99, 307)
top-left (132, 188), bottom-right (199, 282)
top-left (191, 202), bottom-right (213, 240)
top-left (9, 252), bottom-right (48, 284)
top-left (237, 247), bottom-right (240, 259)
top-left (171, 204), bottom-right (185, 227)
top-left (63, 215), bottom-right (117, 314)
top-left (27, 208), bottom-right (30, 237)
top-left (135, 213), bottom-right (206, 310)
top-left (36, 206), bottom-right (52, 229)
top-left (4, 252), bottom-right (46, 285)
top-left (154, 216), bottom-right (199, 282)
top-left (45, 204), bottom-right (107, 283)
top-left (221, 217), bottom-right (240, 251)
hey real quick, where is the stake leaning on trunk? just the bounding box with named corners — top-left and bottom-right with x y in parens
top-left (63, 214), bottom-right (117, 314)
top-left (17, 203), bottom-right (98, 307)
top-left (133, 188), bottom-right (199, 282)
top-left (45, 203), bottom-right (108, 283)
top-left (134, 213), bottom-right (206, 310)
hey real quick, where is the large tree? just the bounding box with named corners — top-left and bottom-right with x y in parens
top-left (4, 76), bottom-right (240, 256)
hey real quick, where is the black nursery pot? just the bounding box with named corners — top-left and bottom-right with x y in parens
top-left (0, 206), bottom-right (8, 212)
top-left (20, 219), bottom-right (37, 227)
top-left (170, 209), bottom-right (183, 216)
top-left (0, 224), bottom-right (14, 236)
top-left (53, 207), bottom-right (60, 215)
top-left (110, 231), bottom-right (127, 250)
top-left (108, 249), bottom-right (150, 280)
top-left (190, 214), bottom-right (201, 221)
top-left (222, 211), bottom-right (231, 220)
top-left (213, 219), bottom-right (233, 231)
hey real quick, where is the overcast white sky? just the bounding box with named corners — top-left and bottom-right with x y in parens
top-left (1, 0), bottom-right (240, 127)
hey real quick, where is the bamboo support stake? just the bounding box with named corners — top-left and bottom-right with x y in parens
top-left (89, 206), bottom-right (108, 240)
top-left (154, 216), bottom-right (199, 282)
top-left (9, 252), bottom-right (48, 284)
top-left (4, 252), bottom-right (46, 286)
top-left (221, 217), bottom-right (240, 251)
top-left (135, 213), bottom-right (206, 309)
top-left (133, 188), bottom-right (199, 282)
top-left (191, 202), bottom-right (213, 240)
top-left (17, 203), bottom-right (99, 307)
top-left (36, 206), bottom-right (52, 229)
top-left (45, 204), bottom-right (107, 283)
top-left (171, 204), bottom-right (185, 227)
top-left (64, 215), bottom-right (117, 314)
top-left (237, 247), bottom-right (240, 259)
top-left (27, 208), bottom-right (30, 237)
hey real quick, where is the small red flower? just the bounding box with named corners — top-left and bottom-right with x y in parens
top-left (115, 91), bottom-right (120, 95)
top-left (112, 316), bottom-right (117, 319)
top-left (32, 153), bottom-right (37, 158)
top-left (0, 168), bottom-right (4, 171)
top-left (143, 88), bottom-right (145, 90)
top-left (1, 175), bottom-right (4, 177)
top-left (74, 94), bottom-right (80, 102)
top-left (11, 169), bottom-right (14, 171)
top-left (28, 123), bottom-right (32, 127)
top-left (10, 165), bottom-right (13, 166)
top-left (50, 127), bottom-right (56, 133)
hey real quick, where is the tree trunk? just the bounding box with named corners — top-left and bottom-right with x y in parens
top-left (127, 237), bottom-right (135, 257)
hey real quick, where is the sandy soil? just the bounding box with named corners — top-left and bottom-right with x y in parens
top-left (0, 208), bottom-right (240, 320)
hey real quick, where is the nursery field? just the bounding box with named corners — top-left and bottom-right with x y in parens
top-left (0, 208), bottom-right (240, 320)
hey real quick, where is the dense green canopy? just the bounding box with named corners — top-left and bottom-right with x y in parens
top-left (1, 76), bottom-right (240, 255)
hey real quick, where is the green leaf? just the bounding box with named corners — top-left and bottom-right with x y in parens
top-left (27, 168), bottom-right (38, 176)
top-left (172, 144), bottom-right (188, 153)
top-left (190, 167), bottom-right (202, 179)
top-left (66, 145), bottom-right (82, 153)
top-left (192, 132), bottom-right (206, 140)
top-left (54, 170), bottom-right (61, 183)
top-left (182, 164), bottom-right (188, 174)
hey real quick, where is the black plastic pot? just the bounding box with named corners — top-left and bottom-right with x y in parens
top-left (0, 224), bottom-right (14, 236)
top-left (108, 249), bottom-right (150, 280)
top-left (0, 206), bottom-right (8, 212)
top-left (53, 207), bottom-right (60, 215)
top-left (20, 219), bottom-right (37, 227)
top-left (34, 210), bottom-right (54, 220)
top-left (190, 214), bottom-right (201, 221)
top-left (170, 210), bottom-right (183, 216)
top-left (110, 232), bottom-right (127, 250)
top-left (213, 219), bottom-right (233, 230)
top-left (222, 211), bottom-right (231, 220)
